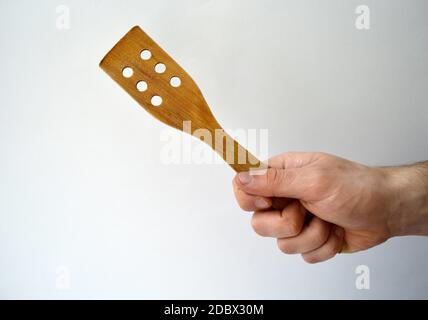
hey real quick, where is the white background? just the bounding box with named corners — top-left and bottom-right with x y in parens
top-left (0, 0), bottom-right (427, 298)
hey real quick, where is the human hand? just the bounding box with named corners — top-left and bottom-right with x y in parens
top-left (232, 152), bottom-right (428, 263)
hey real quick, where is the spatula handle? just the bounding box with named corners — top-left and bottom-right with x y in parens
top-left (210, 129), bottom-right (265, 173)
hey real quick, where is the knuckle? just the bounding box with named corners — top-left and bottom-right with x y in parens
top-left (318, 245), bottom-right (338, 263)
top-left (321, 249), bottom-right (337, 263)
top-left (266, 168), bottom-right (284, 188)
top-left (324, 251), bottom-right (337, 261)
top-left (311, 222), bottom-right (329, 245)
top-left (285, 219), bottom-right (301, 237)
top-left (328, 235), bottom-right (343, 254)
top-left (312, 232), bottom-right (328, 247)
top-left (251, 215), bottom-right (266, 236)
top-left (302, 254), bottom-right (319, 264)
top-left (238, 200), bottom-right (253, 212)
top-left (326, 237), bottom-right (340, 253)
top-left (277, 239), bottom-right (296, 254)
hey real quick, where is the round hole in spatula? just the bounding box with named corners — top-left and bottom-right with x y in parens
top-left (151, 95), bottom-right (162, 107)
top-left (140, 49), bottom-right (151, 60)
top-left (122, 67), bottom-right (133, 78)
top-left (136, 81), bottom-right (148, 92)
top-left (170, 76), bottom-right (181, 87)
top-left (154, 63), bottom-right (166, 73)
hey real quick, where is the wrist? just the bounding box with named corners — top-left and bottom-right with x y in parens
top-left (382, 164), bottom-right (428, 237)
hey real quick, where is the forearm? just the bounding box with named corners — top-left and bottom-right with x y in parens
top-left (383, 161), bottom-right (428, 237)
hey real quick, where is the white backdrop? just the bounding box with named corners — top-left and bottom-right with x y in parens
top-left (1, 0), bottom-right (428, 299)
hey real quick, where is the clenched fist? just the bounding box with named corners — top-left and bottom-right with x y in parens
top-left (233, 152), bottom-right (428, 263)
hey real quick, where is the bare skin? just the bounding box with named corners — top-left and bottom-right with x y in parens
top-left (232, 152), bottom-right (428, 263)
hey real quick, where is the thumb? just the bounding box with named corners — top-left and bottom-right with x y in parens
top-left (235, 167), bottom-right (307, 198)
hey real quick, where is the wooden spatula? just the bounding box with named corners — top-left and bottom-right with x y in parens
top-left (99, 26), bottom-right (264, 172)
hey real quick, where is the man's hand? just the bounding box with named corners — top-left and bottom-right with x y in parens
top-left (232, 152), bottom-right (428, 263)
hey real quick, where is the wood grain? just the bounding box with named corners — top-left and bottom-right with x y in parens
top-left (100, 26), bottom-right (264, 172)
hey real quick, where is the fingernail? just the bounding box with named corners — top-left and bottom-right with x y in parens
top-left (238, 172), bottom-right (252, 184)
top-left (334, 227), bottom-right (344, 237)
top-left (255, 198), bottom-right (269, 209)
